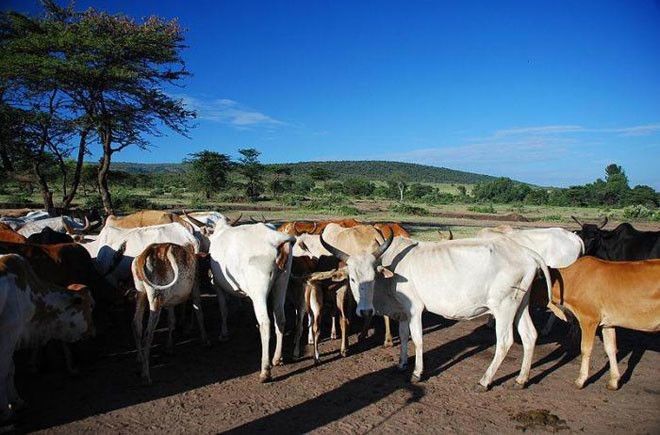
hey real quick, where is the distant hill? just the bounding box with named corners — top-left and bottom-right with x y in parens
top-left (113, 160), bottom-right (501, 184)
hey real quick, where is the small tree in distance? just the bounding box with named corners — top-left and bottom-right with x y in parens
top-left (238, 148), bottom-right (264, 201)
top-left (186, 150), bottom-right (231, 199)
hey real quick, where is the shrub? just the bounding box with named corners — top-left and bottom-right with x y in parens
top-left (149, 188), bottom-right (165, 196)
top-left (468, 204), bottom-right (496, 214)
top-left (622, 204), bottom-right (655, 219)
top-left (391, 203), bottom-right (429, 216)
top-left (543, 215), bottom-right (562, 221)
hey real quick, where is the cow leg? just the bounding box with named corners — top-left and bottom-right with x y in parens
top-left (132, 292), bottom-right (147, 364)
top-left (307, 313), bottom-right (314, 345)
top-left (337, 285), bottom-right (350, 357)
top-left (330, 315), bottom-right (338, 340)
top-left (271, 272), bottom-right (289, 367)
top-left (540, 314), bottom-right (556, 336)
top-left (192, 283), bottom-right (210, 346)
top-left (166, 306), bottom-right (176, 355)
top-left (398, 319), bottom-right (410, 371)
top-left (310, 285), bottom-right (323, 364)
top-left (575, 319), bottom-right (598, 389)
top-left (602, 327), bottom-right (620, 390)
top-left (410, 312), bottom-right (424, 382)
top-left (214, 285), bottom-right (229, 341)
top-left (383, 316), bottom-right (394, 348)
top-left (478, 308), bottom-right (515, 390)
top-left (292, 305), bottom-right (307, 360)
top-left (358, 315), bottom-right (372, 341)
top-left (141, 308), bottom-right (162, 385)
top-left (514, 306), bottom-right (537, 388)
top-left (0, 336), bottom-right (13, 422)
top-left (252, 293), bottom-right (272, 382)
top-left (61, 342), bottom-right (79, 375)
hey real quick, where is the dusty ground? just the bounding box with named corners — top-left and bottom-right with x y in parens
top-left (7, 291), bottom-right (660, 434)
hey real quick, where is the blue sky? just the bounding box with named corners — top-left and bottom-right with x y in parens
top-left (6, 1), bottom-right (660, 188)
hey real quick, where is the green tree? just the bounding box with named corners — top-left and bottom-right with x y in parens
top-left (388, 172), bottom-right (409, 202)
top-left (309, 166), bottom-right (331, 183)
top-left (238, 148), bottom-right (263, 200)
top-left (2, 2), bottom-right (195, 214)
top-left (186, 150), bottom-right (232, 199)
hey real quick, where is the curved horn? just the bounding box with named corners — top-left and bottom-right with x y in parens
top-left (319, 232), bottom-right (350, 263)
top-left (448, 228), bottom-right (453, 240)
top-left (261, 214), bottom-right (267, 223)
top-left (599, 216), bottom-right (608, 229)
top-left (62, 217), bottom-right (76, 235)
top-left (311, 222), bottom-right (318, 234)
top-left (228, 213), bottom-right (242, 226)
top-left (183, 210), bottom-right (207, 229)
top-left (372, 230), bottom-right (394, 260)
top-left (80, 215), bottom-right (91, 233)
top-left (249, 215), bottom-right (258, 223)
top-left (571, 216), bottom-right (584, 227)
top-left (293, 221), bottom-right (303, 235)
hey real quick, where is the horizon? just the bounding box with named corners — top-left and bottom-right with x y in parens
top-left (5, 0), bottom-right (660, 189)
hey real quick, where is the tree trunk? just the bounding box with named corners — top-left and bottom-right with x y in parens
top-left (98, 130), bottom-right (114, 215)
top-left (32, 160), bottom-right (54, 213)
top-left (61, 128), bottom-right (89, 210)
top-left (398, 185), bottom-right (404, 202)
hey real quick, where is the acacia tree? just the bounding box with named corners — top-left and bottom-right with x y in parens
top-left (388, 171), bottom-right (409, 202)
top-left (186, 150), bottom-right (231, 199)
top-left (1, 2), bottom-right (195, 214)
top-left (238, 148), bottom-right (264, 201)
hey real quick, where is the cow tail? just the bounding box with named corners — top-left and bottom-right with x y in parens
top-left (529, 250), bottom-right (567, 322)
top-left (275, 237), bottom-right (295, 272)
top-left (141, 246), bottom-right (180, 291)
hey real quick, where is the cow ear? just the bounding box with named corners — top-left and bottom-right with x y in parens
top-left (67, 283), bottom-right (87, 292)
top-left (377, 266), bottom-right (394, 279)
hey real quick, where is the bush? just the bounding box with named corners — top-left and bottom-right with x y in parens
top-left (279, 194), bottom-right (305, 207)
top-left (391, 203), bottom-right (429, 216)
top-left (543, 215), bottom-right (562, 221)
top-left (622, 204), bottom-right (656, 219)
top-left (149, 188), bottom-right (165, 196)
top-left (468, 204), bottom-right (496, 214)
top-left (112, 189), bottom-right (153, 212)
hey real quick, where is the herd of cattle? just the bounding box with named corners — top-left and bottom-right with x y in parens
top-left (0, 209), bottom-right (658, 423)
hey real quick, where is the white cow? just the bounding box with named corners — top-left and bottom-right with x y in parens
top-left (17, 216), bottom-right (92, 238)
top-left (209, 221), bottom-right (295, 382)
top-left (477, 226), bottom-right (584, 268)
top-left (320, 235), bottom-right (566, 390)
top-left (0, 254), bottom-right (94, 422)
top-left (478, 226), bottom-right (584, 334)
top-left (131, 242), bottom-right (208, 384)
top-left (0, 211), bottom-right (51, 231)
top-left (293, 233), bottom-right (331, 258)
top-left (86, 222), bottom-right (202, 289)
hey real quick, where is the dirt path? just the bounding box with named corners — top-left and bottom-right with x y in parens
top-left (10, 295), bottom-right (660, 434)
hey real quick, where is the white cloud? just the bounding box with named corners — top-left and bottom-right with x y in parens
top-left (176, 95), bottom-right (285, 128)
top-left (493, 123), bottom-right (660, 138)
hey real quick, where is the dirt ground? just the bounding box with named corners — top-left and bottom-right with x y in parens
top-left (7, 289), bottom-right (660, 434)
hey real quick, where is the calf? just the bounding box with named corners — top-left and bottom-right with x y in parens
top-left (0, 254), bottom-right (95, 422)
top-left (543, 256), bottom-right (660, 390)
top-left (131, 243), bottom-right (208, 385)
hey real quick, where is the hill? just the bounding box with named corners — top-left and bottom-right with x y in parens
top-left (114, 160), bottom-right (500, 184)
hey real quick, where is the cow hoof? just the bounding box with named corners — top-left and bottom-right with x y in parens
top-left (606, 381), bottom-right (619, 391)
top-left (259, 372), bottom-right (272, 383)
top-left (313, 359), bottom-right (321, 366)
top-left (473, 384), bottom-right (489, 393)
top-left (272, 358), bottom-right (284, 367)
top-left (574, 380), bottom-right (585, 389)
top-left (141, 376), bottom-right (152, 386)
top-left (410, 374), bottom-right (422, 383)
top-left (509, 381), bottom-right (526, 390)
top-left (397, 363), bottom-right (408, 373)
top-left (383, 340), bottom-right (394, 349)
top-left (340, 349), bottom-right (348, 357)
top-left (330, 333), bottom-right (338, 340)
top-left (357, 333), bottom-right (367, 342)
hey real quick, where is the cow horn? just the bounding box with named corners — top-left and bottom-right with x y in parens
top-left (62, 217), bottom-right (76, 235)
top-left (599, 216), bottom-right (608, 229)
top-left (183, 210), bottom-right (207, 229)
top-left (372, 230), bottom-right (394, 260)
top-left (311, 222), bottom-right (318, 234)
top-left (80, 215), bottom-right (91, 232)
top-left (293, 221), bottom-right (303, 234)
top-left (571, 216), bottom-right (584, 227)
top-left (319, 232), bottom-right (350, 263)
top-left (438, 228), bottom-right (454, 240)
top-left (448, 228), bottom-right (453, 240)
top-left (227, 213), bottom-right (242, 226)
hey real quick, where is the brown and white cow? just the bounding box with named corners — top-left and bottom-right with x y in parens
top-left (131, 243), bottom-right (208, 385)
top-left (105, 210), bottom-right (186, 229)
top-left (536, 256), bottom-right (660, 390)
top-left (0, 254), bottom-right (95, 422)
top-left (0, 224), bottom-right (27, 244)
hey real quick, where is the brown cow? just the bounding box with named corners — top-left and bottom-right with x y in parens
top-left (0, 223), bottom-right (28, 244)
top-left (0, 242), bottom-right (120, 307)
top-left (538, 256), bottom-right (660, 390)
top-left (105, 210), bottom-right (187, 229)
top-left (278, 219), bottom-right (361, 236)
top-left (374, 222), bottom-right (411, 238)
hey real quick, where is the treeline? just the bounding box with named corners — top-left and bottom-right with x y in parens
top-left (471, 164), bottom-right (658, 209)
